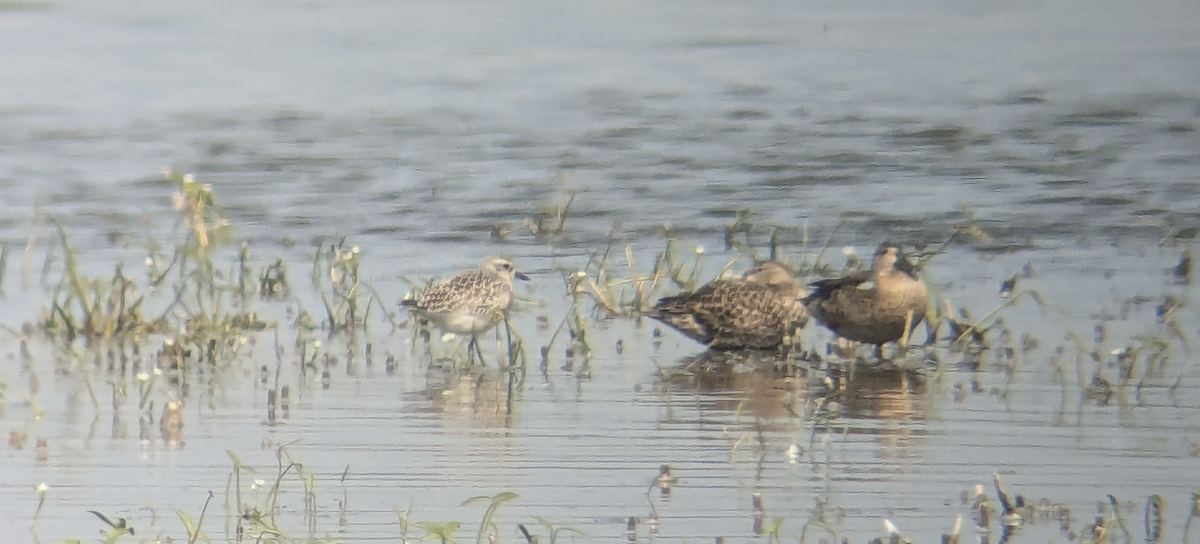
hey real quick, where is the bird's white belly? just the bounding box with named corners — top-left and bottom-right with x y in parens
top-left (426, 311), bottom-right (499, 334)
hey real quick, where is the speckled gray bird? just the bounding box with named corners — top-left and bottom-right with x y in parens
top-left (401, 256), bottom-right (529, 336)
top-left (802, 243), bottom-right (928, 351)
top-left (647, 260), bottom-right (809, 350)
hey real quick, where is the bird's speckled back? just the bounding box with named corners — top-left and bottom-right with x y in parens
top-left (648, 260), bottom-right (808, 350)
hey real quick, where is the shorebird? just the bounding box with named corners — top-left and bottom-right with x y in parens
top-left (802, 243), bottom-right (927, 356)
top-left (647, 260), bottom-right (808, 350)
top-left (401, 256), bottom-right (529, 363)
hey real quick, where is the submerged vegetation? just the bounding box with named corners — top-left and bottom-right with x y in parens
top-left (42, 447), bottom-right (1200, 544)
top-left (3, 171), bottom-right (1198, 544)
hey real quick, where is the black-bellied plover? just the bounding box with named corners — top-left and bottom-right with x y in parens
top-left (803, 243), bottom-right (927, 353)
top-left (647, 260), bottom-right (808, 350)
top-left (401, 256), bottom-right (529, 361)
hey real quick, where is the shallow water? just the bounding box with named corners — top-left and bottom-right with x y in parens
top-left (1, 0), bottom-right (1200, 543)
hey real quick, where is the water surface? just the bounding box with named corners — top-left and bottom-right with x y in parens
top-left (1, 0), bottom-right (1199, 542)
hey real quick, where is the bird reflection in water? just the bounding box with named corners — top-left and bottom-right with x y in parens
top-left (836, 365), bottom-right (927, 422)
top-left (659, 350), bottom-right (809, 426)
top-left (409, 367), bottom-right (516, 430)
top-left (824, 363), bottom-right (928, 469)
top-left (160, 399), bottom-right (185, 446)
top-left (660, 351), bottom-right (928, 446)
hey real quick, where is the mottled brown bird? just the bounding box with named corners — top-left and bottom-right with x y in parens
top-left (803, 243), bottom-right (928, 351)
top-left (401, 256), bottom-right (529, 335)
top-left (647, 261), bottom-right (808, 350)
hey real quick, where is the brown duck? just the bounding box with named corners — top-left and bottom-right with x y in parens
top-left (803, 243), bottom-right (928, 350)
top-left (647, 261), bottom-right (809, 350)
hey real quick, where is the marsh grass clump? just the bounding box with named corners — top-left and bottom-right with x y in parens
top-left (1056, 279), bottom-right (1196, 407)
top-left (21, 169), bottom-right (412, 412)
top-left (490, 175), bottom-right (577, 244)
top-left (259, 257), bottom-right (291, 298)
top-left (38, 221), bottom-right (166, 341)
top-left (50, 451), bottom-right (538, 544)
top-left (311, 237), bottom-right (392, 335)
top-left (225, 446), bottom-right (334, 543)
top-left (518, 517), bottom-right (585, 544)
top-left (945, 290), bottom-right (1054, 350)
top-left (542, 229), bottom-right (756, 374)
top-left (34, 171), bottom-right (280, 350)
top-left (42, 447), bottom-right (334, 543)
top-left (162, 172), bottom-right (272, 335)
top-left (569, 229), bottom-right (759, 323)
top-left (543, 268), bottom-right (598, 374)
top-left (45, 444), bottom-right (1196, 544)
top-left (87, 509), bottom-right (138, 543)
top-left (958, 481), bottom-right (1169, 544)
